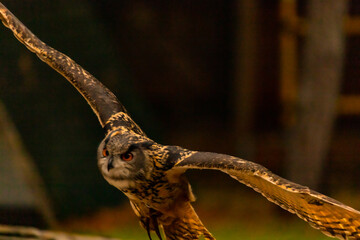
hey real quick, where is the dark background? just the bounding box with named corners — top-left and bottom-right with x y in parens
top-left (0, 0), bottom-right (359, 227)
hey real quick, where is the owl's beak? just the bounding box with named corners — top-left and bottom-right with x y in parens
top-left (107, 157), bottom-right (114, 171)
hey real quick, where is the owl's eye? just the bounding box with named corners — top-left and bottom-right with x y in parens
top-left (121, 152), bottom-right (133, 161)
top-left (102, 148), bottom-right (109, 157)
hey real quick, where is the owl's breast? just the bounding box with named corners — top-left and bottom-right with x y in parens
top-left (121, 169), bottom-right (192, 214)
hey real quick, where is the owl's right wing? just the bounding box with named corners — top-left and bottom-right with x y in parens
top-left (0, 2), bottom-right (144, 135)
top-left (174, 151), bottom-right (360, 240)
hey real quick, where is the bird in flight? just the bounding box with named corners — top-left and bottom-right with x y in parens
top-left (1, 2), bottom-right (359, 240)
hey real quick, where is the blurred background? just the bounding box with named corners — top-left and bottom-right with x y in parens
top-left (0, 0), bottom-right (359, 239)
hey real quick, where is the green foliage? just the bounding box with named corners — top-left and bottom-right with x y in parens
top-left (103, 220), bottom-right (329, 240)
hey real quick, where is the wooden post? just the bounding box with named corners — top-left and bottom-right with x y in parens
top-left (232, 0), bottom-right (258, 159)
top-left (279, 0), bottom-right (298, 127)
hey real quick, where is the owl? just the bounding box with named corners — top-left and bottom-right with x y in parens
top-left (1, 3), bottom-right (359, 240)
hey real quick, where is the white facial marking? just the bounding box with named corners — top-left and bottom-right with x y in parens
top-left (104, 176), bottom-right (135, 189)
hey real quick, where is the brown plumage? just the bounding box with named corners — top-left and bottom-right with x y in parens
top-left (1, 2), bottom-right (360, 239)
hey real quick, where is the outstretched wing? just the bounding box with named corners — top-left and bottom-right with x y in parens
top-left (0, 3), bottom-right (144, 135)
top-left (175, 151), bottom-right (360, 240)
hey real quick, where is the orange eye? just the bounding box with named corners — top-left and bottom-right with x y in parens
top-left (121, 152), bottom-right (133, 161)
top-left (102, 148), bottom-right (109, 157)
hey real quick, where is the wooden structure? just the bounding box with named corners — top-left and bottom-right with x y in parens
top-left (280, 0), bottom-right (360, 126)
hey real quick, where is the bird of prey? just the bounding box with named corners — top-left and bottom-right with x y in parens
top-left (1, 3), bottom-right (359, 240)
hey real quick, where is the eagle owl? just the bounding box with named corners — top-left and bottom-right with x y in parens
top-left (1, 3), bottom-right (359, 240)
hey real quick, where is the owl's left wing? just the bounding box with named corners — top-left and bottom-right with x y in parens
top-left (174, 151), bottom-right (360, 240)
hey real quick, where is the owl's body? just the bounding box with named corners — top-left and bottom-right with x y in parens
top-left (97, 128), bottom-right (213, 239)
top-left (127, 184), bottom-right (213, 240)
top-left (1, 3), bottom-right (360, 240)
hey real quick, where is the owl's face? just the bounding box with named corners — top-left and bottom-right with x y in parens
top-left (97, 131), bottom-right (154, 189)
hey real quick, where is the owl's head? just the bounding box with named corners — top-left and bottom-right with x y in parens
top-left (97, 129), bottom-right (155, 189)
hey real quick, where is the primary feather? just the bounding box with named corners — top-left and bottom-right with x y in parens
top-left (176, 152), bottom-right (360, 239)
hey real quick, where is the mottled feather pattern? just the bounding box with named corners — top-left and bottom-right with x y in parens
top-left (0, 3), bottom-right (125, 127)
top-left (176, 152), bottom-right (360, 239)
top-left (2, 2), bottom-right (360, 240)
top-left (104, 112), bottom-right (145, 136)
top-left (130, 200), bottom-right (214, 240)
top-left (100, 129), bottom-right (213, 239)
top-left (161, 203), bottom-right (214, 240)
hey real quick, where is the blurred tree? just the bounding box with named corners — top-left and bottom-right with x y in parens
top-left (286, 0), bottom-right (348, 189)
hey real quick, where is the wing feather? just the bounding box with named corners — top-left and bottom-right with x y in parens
top-left (175, 152), bottom-right (360, 239)
top-left (0, 3), bottom-right (144, 135)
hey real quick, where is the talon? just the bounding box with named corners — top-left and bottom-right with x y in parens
top-left (145, 218), bottom-right (152, 240)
